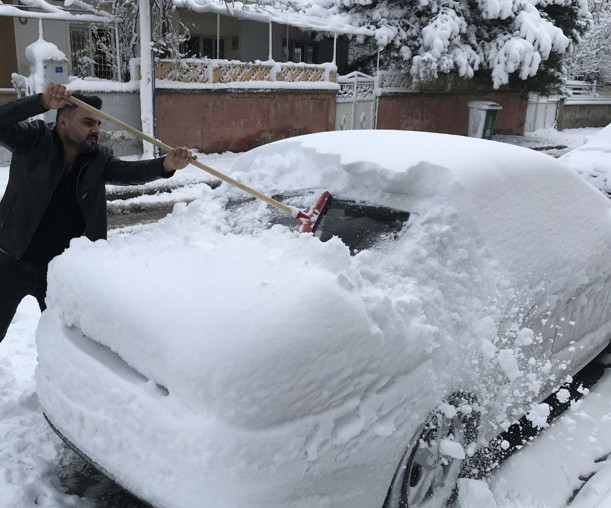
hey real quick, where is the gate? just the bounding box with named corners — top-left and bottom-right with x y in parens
top-left (335, 71), bottom-right (376, 130)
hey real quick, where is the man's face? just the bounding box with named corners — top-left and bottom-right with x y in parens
top-left (58, 107), bottom-right (101, 154)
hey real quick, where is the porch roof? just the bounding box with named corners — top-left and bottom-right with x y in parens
top-left (173, 0), bottom-right (373, 37)
top-left (0, 0), bottom-right (114, 23)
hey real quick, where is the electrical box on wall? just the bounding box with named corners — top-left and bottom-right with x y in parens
top-left (41, 59), bottom-right (69, 124)
top-left (45, 61), bottom-right (69, 86)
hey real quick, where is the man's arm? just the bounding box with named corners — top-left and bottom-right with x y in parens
top-left (0, 83), bottom-right (71, 151)
top-left (104, 147), bottom-right (196, 185)
top-left (0, 94), bottom-right (47, 129)
top-left (104, 155), bottom-right (168, 185)
top-left (0, 95), bottom-right (48, 151)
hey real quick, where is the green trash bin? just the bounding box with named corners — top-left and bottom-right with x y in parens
top-left (467, 101), bottom-right (502, 139)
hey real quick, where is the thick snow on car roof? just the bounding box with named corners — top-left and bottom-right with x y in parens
top-left (36, 130), bottom-right (611, 507)
top-left (234, 130), bottom-right (610, 281)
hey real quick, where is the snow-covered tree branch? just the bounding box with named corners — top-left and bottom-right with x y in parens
top-left (76, 0), bottom-right (189, 81)
top-left (339, 0), bottom-right (591, 91)
top-left (564, 0), bottom-right (611, 84)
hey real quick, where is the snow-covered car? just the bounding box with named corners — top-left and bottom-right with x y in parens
top-left (559, 123), bottom-right (611, 196)
top-left (36, 130), bottom-right (611, 508)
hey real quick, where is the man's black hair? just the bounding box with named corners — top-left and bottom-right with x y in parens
top-left (56, 93), bottom-right (103, 123)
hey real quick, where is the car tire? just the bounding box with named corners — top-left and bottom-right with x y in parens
top-left (383, 392), bottom-right (480, 508)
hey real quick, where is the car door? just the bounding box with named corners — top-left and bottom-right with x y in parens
top-left (549, 278), bottom-right (611, 371)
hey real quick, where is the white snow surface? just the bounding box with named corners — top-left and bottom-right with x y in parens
top-left (173, 0), bottom-right (373, 35)
top-left (2, 127), bottom-right (611, 507)
top-left (24, 38), bottom-right (68, 95)
top-left (559, 123), bottom-right (611, 195)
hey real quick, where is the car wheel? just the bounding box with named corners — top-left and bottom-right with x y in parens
top-left (383, 392), bottom-right (480, 508)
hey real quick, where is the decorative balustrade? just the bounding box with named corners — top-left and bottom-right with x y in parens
top-left (152, 58), bottom-right (337, 87)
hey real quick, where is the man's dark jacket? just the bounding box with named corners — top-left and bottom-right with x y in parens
top-left (0, 94), bottom-right (172, 259)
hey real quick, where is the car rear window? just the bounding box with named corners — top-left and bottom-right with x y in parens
top-left (225, 193), bottom-right (410, 254)
top-left (312, 197), bottom-right (410, 253)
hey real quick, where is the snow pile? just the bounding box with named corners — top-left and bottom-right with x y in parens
top-left (25, 38), bottom-right (66, 64)
top-left (24, 38), bottom-right (67, 95)
top-left (491, 365), bottom-right (611, 507)
top-left (32, 130), bottom-right (611, 507)
top-left (234, 130), bottom-right (609, 288)
top-left (0, 298), bottom-right (83, 508)
top-left (559, 123), bottom-right (611, 195)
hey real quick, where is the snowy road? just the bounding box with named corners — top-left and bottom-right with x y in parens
top-left (490, 355), bottom-right (611, 508)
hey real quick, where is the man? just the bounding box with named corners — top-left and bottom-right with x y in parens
top-left (0, 82), bottom-right (195, 341)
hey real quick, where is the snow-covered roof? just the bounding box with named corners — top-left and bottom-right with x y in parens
top-left (173, 0), bottom-right (373, 36)
top-left (0, 0), bottom-right (114, 23)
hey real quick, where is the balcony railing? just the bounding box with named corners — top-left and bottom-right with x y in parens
top-left (151, 58), bottom-right (337, 87)
top-left (565, 80), bottom-right (598, 98)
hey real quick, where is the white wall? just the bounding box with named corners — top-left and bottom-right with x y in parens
top-left (524, 94), bottom-right (561, 133)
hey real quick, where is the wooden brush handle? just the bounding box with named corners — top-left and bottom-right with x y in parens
top-left (65, 94), bottom-right (295, 216)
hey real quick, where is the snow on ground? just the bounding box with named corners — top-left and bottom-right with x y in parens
top-left (0, 297), bottom-right (85, 508)
top-left (558, 124), bottom-right (611, 195)
top-left (491, 361), bottom-right (611, 508)
top-left (1, 127), bottom-right (611, 507)
top-left (494, 127), bottom-right (603, 157)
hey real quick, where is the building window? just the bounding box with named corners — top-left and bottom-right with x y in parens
top-left (70, 24), bottom-right (115, 80)
top-left (282, 40), bottom-right (317, 64)
top-left (181, 36), bottom-right (225, 59)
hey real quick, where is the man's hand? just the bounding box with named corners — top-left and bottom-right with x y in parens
top-left (40, 82), bottom-right (72, 110)
top-left (163, 147), bottom-right (196, 172)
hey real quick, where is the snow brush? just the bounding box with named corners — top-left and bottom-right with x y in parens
top-left (64, 95), bottom-right (332, 233)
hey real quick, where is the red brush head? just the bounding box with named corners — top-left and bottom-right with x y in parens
top-left (296, 191), bottom-right (333, 233)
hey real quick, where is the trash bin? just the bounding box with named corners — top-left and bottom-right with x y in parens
top-left (467, 101), bottom-right (502, 139)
